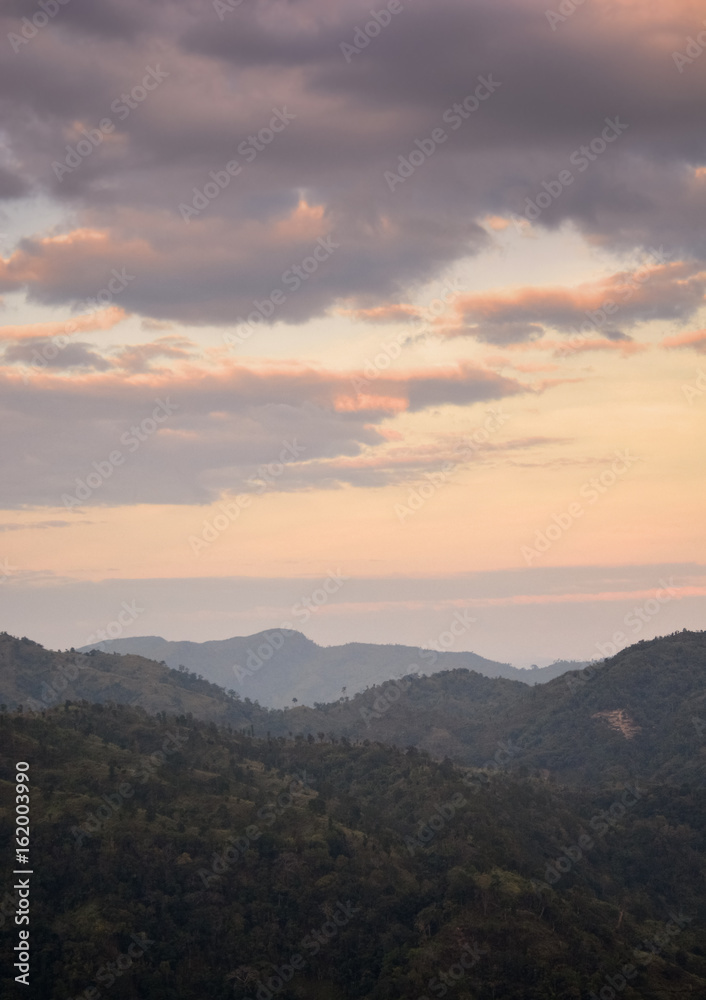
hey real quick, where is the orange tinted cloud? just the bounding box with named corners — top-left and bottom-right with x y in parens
top-left (0, 306), bottom-right (128, 343)
top-left (452, 262), bottom-right (703, 324)
top-left (343, 304), bottom-right (423, 324)
top-left (662, 328), bottom-right (706, 352)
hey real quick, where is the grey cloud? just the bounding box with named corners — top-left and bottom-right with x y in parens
top-left (0, 0), bottom-right (703, 324)
top-left (0, 358), bottom-right (527, 507)
top-left (2, 339), bottom-right (112, 371)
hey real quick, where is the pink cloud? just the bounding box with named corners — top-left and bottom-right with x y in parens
top-left (662, 328), bottom-right (706, 352)
top-left (0, 306), bottom-right (128, 343)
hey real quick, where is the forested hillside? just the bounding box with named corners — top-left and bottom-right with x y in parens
top-left (1, 702), bottom-right (705, 999)
top-left (2, 630), bottom-right (705, 786)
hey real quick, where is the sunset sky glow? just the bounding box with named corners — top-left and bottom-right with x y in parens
top-left (1, 0), bottom-right (705, 664)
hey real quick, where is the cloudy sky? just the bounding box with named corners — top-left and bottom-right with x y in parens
top-left (1, 0), bottom-right (705, 665)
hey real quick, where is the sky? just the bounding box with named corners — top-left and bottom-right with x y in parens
top-left (0, 0), bottom-right (705, 667)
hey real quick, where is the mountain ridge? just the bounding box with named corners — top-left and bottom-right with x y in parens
top-left (78, 630), bottom-right (587, 707)
top-left (3, 628), bottom-right (704, 787)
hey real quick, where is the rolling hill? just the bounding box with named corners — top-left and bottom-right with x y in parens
top-left (1, 699), bottom-right (705, 999)
top-left (78, 630), bottom-right (586, 707)
top-left (3, 629), bottom-right (705, 786)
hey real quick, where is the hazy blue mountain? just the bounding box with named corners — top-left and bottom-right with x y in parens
top-left (78, 631), bottom-right (585, 707)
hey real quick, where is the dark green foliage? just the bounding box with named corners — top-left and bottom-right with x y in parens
top-left (1, 695), bottom-right (705, 999)
top-left (1, 630), bottom-right (705, 998)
